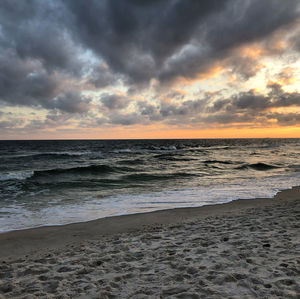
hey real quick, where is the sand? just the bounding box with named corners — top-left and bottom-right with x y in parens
top-left (0, 187), bottom-right (299, 298)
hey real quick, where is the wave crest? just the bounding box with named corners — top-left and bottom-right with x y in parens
top-left (237, 162), bottom-right (280, 171)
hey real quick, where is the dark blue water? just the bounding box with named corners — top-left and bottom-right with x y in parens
top-left (0, 139), bottom-right (300, 232)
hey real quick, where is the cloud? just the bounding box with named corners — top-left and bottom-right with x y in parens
top-left (224, 55), bottom-right (262, 80)
top-left (134, 86), bottom-right (300, 126)
top-left (100, 93), bottom-right (129, 110)
top-left (0, 0), bottom-right (82, 73)
top-left (208, 84), bottom-right (299, 112)
top-left (1, 0), bottom-right (299, 89)
top-left (0, 120), bottom-right (25, 129)
top-left (64, 0), bottom-right (300, 85)
top-left (26, 112), bottom-right (75, 130)
top-left (108, 112), bottom-right (144, 126)
top-left (0, 0), bottom-right (299, 134)
top-left (88, 64), bottom-right (117, 88)
top-left (0, 0), bottom-right (93, 115)
top-left (45, 92), bottom-right (92, 113)
top-left (90, 85), bottom-right (300, 127)
top-left (0, 52), bottom-right (60, 106)
top-left (201, 85), bottom-right (300, 126)
top-left (0, 51), bottom-right (92, 114)
top-left (267, 112), bottom-right (300, 125)
top-left (275, 67), bottom-right (298, 85)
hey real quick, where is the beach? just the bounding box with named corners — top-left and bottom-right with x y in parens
top-left (1, 0), bottom-right (300, 296)
top-left (0, 187), bottom-right (299, 298)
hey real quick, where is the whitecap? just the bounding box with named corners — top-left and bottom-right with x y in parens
top-left (0, 171), bottom-right (33, 181)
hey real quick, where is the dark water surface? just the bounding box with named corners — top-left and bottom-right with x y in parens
top-left (0, 139), bottom-right (299, 231)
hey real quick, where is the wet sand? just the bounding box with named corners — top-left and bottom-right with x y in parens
top-left (0, 186), bottom-right (299, 298)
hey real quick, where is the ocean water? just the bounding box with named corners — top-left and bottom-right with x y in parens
top-left (0, 138), bottom-right (299, 232)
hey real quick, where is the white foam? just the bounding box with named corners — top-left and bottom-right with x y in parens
top-left (115, 149), bottom-right (132, 153)
top-left (0, 172), bottom-right (299, 232)
top-left (47, 151), bottom-right (93, 156)
top-left (161, 145), bottom-right (177, 151)
top-left (0, 171), bottom-right (33, 181)
top-left (3, 151), bottom-right (96, 158)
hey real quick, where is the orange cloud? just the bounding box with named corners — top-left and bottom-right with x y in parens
top-left (175, 64), bottom-right (224, 86)
top-left (238, 44), bottom-right (266, 59)
top-left (276, 67), bottom-right (298, 85)
top-left (268, 107), bottom-right (300, 114)
top-left (174, 89), bottom-right (189, 95)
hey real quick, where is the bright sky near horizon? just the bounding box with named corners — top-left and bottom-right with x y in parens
top-left (0, 0), bottom-right (300, 139)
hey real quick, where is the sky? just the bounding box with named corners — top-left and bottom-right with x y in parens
top-left (0, 0), bottom-right (300, 139)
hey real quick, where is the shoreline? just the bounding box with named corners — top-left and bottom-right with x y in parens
top-left (0, 185), bottom-right (299, 260)
top-left (0, 186), bottom-right (299, 298)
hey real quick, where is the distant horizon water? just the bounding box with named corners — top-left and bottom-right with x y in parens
top-left (0, 138), bottom-right (299, 232)
top-left (1, 137), bottom-right (300, 141)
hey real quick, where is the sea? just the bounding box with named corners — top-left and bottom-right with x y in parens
top-left (0, 138), bottom-right (299, 232)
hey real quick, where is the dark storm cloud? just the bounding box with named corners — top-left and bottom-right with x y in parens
top-left (0, 0), bottom-right (299, 124)
top-left (64, 0), bottom-right (299, 84)
top-left (206, 0), bottom-right (298, 50)
top-left (65, 0), bottom-right (229, 83)
top-left (0, 0), bottom-right (93, 114)
top-left (0, 0), bottom-right (81, 73)
top-left (158, 0), bottom-right (300, 82)
top-left (0, 52), bottom-right (59, 106)
top-left (0, 51), bottom-right (92, 113)
top-left (15, 24), bottom-right (81, 74)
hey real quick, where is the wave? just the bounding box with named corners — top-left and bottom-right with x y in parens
top-left (145, 145), bottom-right (178, 152)
top-left (0, 171), bottom-right (33, 181)
top-left (123, 172), bottom-right (198, 182)
top-left (32, 165), bottom-right (114, 177)
top-left (247, 144), bottom-right (279, 150)
top-left (0, 164), bottom-right (144, 182)
top-left (154, 153), bottom-right (195, 161)
top-left (5, 151), bottom-right (94, 160)
top-left (204, 160), bottom-right (234, 165)
top-left (30, 164), bottom-right (139, 179)
top-left (46, 151), bottom-right (93, 156)
top-left (118, 158), bottom-right (145, 165)
top-left (113, 148), bottom-right (132, 153)
top-left (236, 163), bottom-right (280, 171)
top-left (43, 151), bottom-right (92, 156)
top-left (113, 145), bottom-right (179, 154)
top-left (287, 164), bottom-right (300, 172)
top-left (199, 146), bottom-right (232, 150)
top-left (160, 145), bottom-right (177, 151)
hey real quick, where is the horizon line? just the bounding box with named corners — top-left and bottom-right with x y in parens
top-left (1, 137), bottom-right (300, 141)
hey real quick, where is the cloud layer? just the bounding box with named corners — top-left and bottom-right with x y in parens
top-left (0, 0), bottom-right (299, 136)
